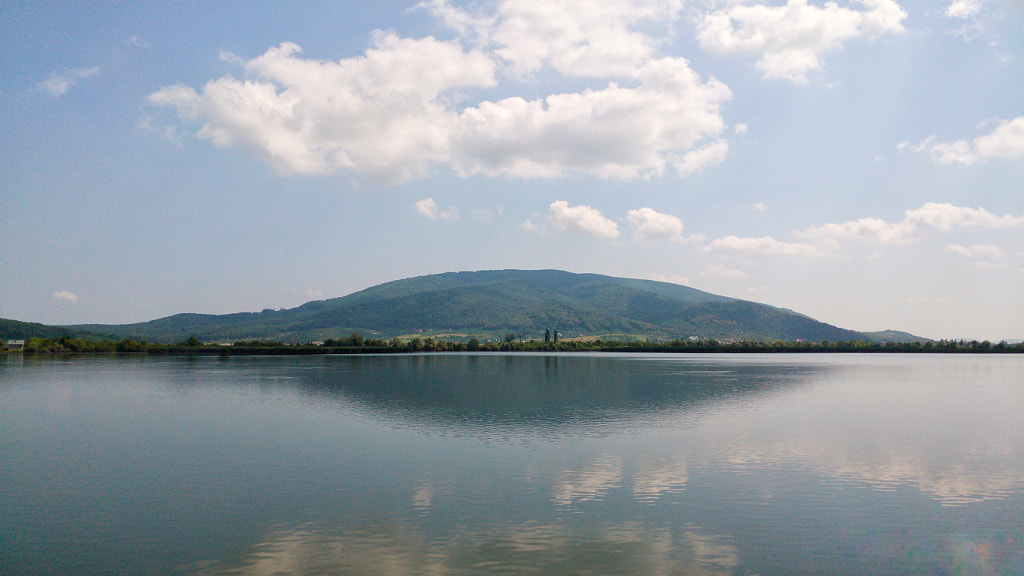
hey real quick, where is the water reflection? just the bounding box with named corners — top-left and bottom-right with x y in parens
top-left (200, 520), bottom-right (741, 576)
top-left (552, 455), bottom-right (623, 506)
top-left (633, 456), bottom-right (690, 502)
top-left (285, 354), bottom-right (1023, 506)
top-left (291, 353), bottom-right (821, 436)
top-left (546, 455), bottom-right (690, 506)
top-left (693, 356), bottom-right (1024, 507)
top-left (717, 438), bottom-right (1024, 506)
top-left (5, 353), bottom-right (1023, 576)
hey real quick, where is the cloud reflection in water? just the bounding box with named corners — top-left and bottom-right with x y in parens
top-left (202, 521), bottom-right (741, 576)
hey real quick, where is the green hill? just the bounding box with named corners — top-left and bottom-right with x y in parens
top-left (59, 269), bottom-right (870, 343)
top-left (0, 318), bottom-right (114, 341)
top-left (859, 330), bottom-right (932, 344)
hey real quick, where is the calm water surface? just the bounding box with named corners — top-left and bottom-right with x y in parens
top-left (2, 353), bottom-right (1022, 575)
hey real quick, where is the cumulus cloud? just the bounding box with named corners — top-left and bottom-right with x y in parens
top-left (38, 67), bottom-right (100, 97)
top-left (704, 235), bottom-right (822, 257)
top-left (152, 1), bottom-right (731, 182)
top-left (285, 288), bottom-right (325, 300)
top-left (151, 37), bottom-right (496, 182)
top-left (546, 200), bottom-right (620, 238)
top-left (699, 264), bottom-right (749, 279)
top-left (53, 291), bottom-right (78, 302)
top-left (965, 117), bottom-right (1024, 162)
top-left (706, 202), bottom-right (1023, 259)
top-left (627, 207), bottom-right (689, 242)
top-left (425, 0), bottom-right (684, 78)
top-left (137, 114), bottom-right (184, 146)
top-left (415, 197), bottom-right (459, 220)
top-left (451, 58), bottom-right (730, 179)
top-left (419, 0), bottom-right (495, 44)
top-left (799, 202), bottom-right (1024, 245)
top-left (469, 207), bottom-right (502, 220)
top-left (648, 273), bottom-right (692, 286)
top-left (942, 0), bottom-right (1004, 41)
top-left (697, 0), bottom-right (907, 83)
top-left (944, 244), bottom-right (1002, 259)
top-left (673, 139), bottom-right (729, 177)
top-left (899, 117), bottom-right (1024, 165)
top-left (491, 0), bottom-right (683, 78)
top-left (945, 0), bottom-right (984, 19)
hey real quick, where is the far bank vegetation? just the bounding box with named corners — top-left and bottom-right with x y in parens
top-left (7, 333), bottom-right (1022, 356)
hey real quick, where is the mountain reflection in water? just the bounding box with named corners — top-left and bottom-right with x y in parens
top-left (287, 353), bottom-right (821, 436)
top-left (3, 353), bottom-right (1022, 576)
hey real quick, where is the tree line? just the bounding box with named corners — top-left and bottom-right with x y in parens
top-left (6, 333), bottom-right (1022, 355)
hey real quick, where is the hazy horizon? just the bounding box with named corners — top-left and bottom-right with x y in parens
top-left (2, 1), bottom-right (1022, 341)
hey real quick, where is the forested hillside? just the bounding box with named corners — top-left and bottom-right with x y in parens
top-left (55, 270), bottom-right (866, 343)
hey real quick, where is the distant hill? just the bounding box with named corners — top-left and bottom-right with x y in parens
top-left (0, 318), bottom-right (114, 341)
top-left (53, 269), bottom-right (887, 344)
top-left (860, 330), bottom-right (932, 344)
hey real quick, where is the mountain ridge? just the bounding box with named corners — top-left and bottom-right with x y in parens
top-left (4, 269), bottom-right (923, 344)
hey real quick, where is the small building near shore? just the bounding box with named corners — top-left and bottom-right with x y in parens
top-left (7, 340), bottom-right (25, 351)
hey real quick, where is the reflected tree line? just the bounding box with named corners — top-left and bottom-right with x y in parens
top-left (8, 333), bottom-right (1023, 355)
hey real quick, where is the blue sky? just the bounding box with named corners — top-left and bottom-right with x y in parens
top-left (2, 0), bottom-right (1022, 341)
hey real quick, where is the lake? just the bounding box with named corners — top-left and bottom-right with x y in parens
top-left (2, 353), bottom-right (1022, 575)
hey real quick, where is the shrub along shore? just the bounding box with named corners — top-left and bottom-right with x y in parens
top-left (6, 334), bottom-right (1022, 355)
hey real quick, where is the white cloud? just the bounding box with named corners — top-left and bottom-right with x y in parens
top-left (800, 202), bottom-right (1024, 245)
top-left (627, 207), bottom-right (686, 242)
top-left (153, 2), bottom-right (731, 183)
top-left (648, 273), bottom-right (692, 286)
top-left (942, 0), bottom-right (1004, 41)
top-left (546, 200), bottom-right (620, 238)
top-left (419, 0), bottom-right (495, 44)
top-left (451, 58), bottom-right (731, 179)
top-left (151, 37), bottom-right (497, 182)
top-left (800, 215), bottom-right (908, 244)
top-left (703, 202), bottom-right (1022, 261)
top-left (697, 0), bottom-right (907, 83)
top-left (699, 264), bottom-right (749, 279)
top-left (753, 201), bottom-right (767, 211)
top-left (415, 197), bottom-right (459, 220)
top-left (469, 207), bottom-right (502, 220)
top-left (904, 203), bottom-right (1024, 230)
top-left (426, 0), bottom-right (685, 78)
top-left (673, 139), bottom-right (729, 177)
top-left (944, 244), bottom-right (1002, 259)
top-left (416, 198), bottom-right (438, 218)
top-left (704, 235), bottom-right (822, 257)
top-left (975, 117), bottom-right (1024, 162)
top-left (900, 117), bottom-right (1024, 165)
top-left (53, 291), bottom-right (78, 302)
top-left (734, 122), bottom-right (748, 134)
top-left (491, 0), bottom-right (683, 78)
top-left (285, 288), bottom-right (324, 300)
top-left (945, 0), bottom-right (984, 19)
top-left (38, 67), bottom-right (100, 97)
top-left (137, 114), bottom-right (184, 146)
top-left (626, 207), bottom-right (703, 243)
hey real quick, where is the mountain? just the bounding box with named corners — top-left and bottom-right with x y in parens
top-left (860, 330), bottom-right (933, 344)
top-left (0, 318), bottom-right (113, 341)
top-left (59, 269), bottom-right (874, 344)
